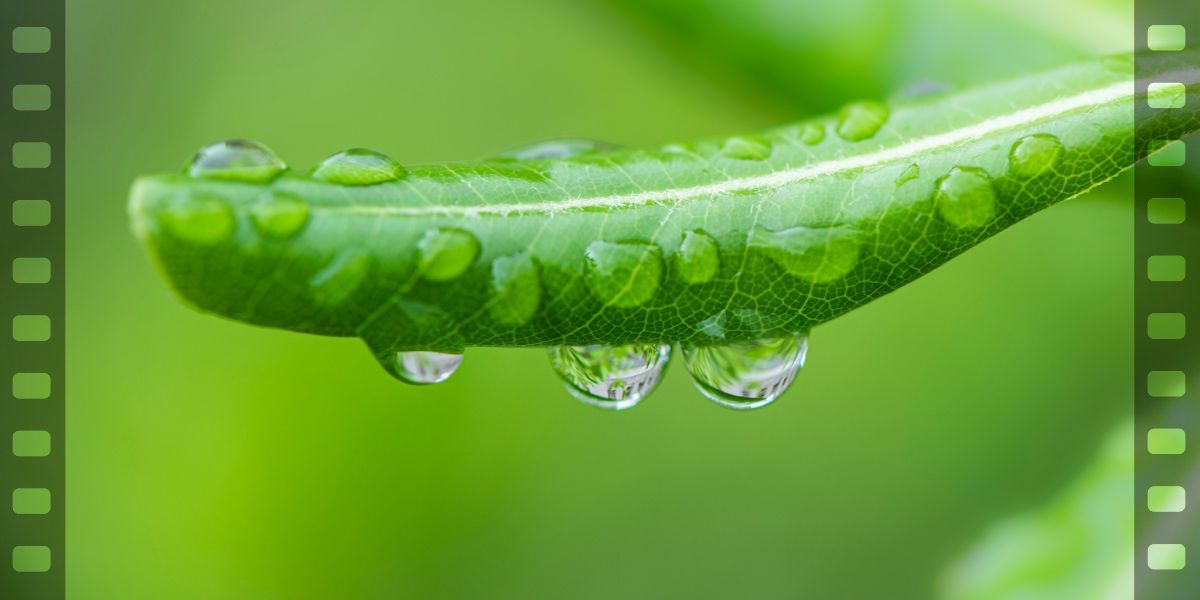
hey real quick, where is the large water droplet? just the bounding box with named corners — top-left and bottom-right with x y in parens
top-left (312, 148), bottom-right (405, 185)
top-left (489, 254), bottom-right (541, 326)
top-left (720, 136), bottom-right (772, 161)
top-left (749, 226), bottom-right (862, 283)
top-left (836, 102), bottom-right (889, 142)
top-left (584, 241), bottom-right (664, 308)
top-left (549, 343), bottom-right (671, 410)
top-left (417, 228), bottom-right (480, 282)
top-left (1008, 134), bottom-right (1064, 179)
top-left (188, 140), bottom-right (287, 183)
top-left (498, 139), bottom-right (616, 161)
top-left (309, 250), bottom-right (372, 306)
top-left (682, 335), bottom-right (808, 410)
top-left (392, 351), bottom-right (463, 385)
top-left (250, 191), bottom-right (310, 240)
top-left (934, 167), bottom-right (997, 229)
top-left (161, 192), bottom-right (236, 246)
top-left (675, 230), bottom-right (720, 284)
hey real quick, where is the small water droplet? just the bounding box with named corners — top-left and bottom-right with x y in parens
top-left (836, 101), bottom-right (890, 142)
top-left (720, 136), bottom-right (772, 160)
top-left (1008, 134), bottom-right (1064, 179)
top-left (682, 334), bottom-right (808, 410)
top-left (549, 343), bottom-right (671, 410)
top-left (188, 140), bottom-right (287, 183)
top-left (584, 241), bottom-right (664, 308)
top-left (250, 191), bottom-right (310, 240)
top-left (675, 230), bottom-right (720, 284)
top-left (489, 254), bottom-right (541, 326)
top-left (392, 351), bottom-right (463, 385)
top-left (312, 148), bottom-right (405, 185)
top-left (749, 226), bottom-right (862, 283)
top-left (895, 163), bottom-right (920, 186)
top-left (417, 228), bottom-right (480, 282)
top-left (161, 192), bottom-right (236, 246)
top-left (498, 139), bottom-right (616, 161)
top-left (309, 250), bottom-right (372, 306)
top-left (934, 167), bottom-right (997, 229)
top-left (799, 124), bottom-right (825, 145)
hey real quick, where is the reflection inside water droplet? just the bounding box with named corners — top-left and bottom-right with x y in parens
top-left (681, 334), bottom-right (808, 410)
top-left (549, 343), bottom-right (671, 410)
top-left (1008, 134), bottom-right (1064, 179)
top-left (393, 351), bottom-right (463, 385)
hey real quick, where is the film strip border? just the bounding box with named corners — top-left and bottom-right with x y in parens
top-left (0, 0), bottom-right (64, 598)
top-left (1135, 1), bottom-right (1199, 597)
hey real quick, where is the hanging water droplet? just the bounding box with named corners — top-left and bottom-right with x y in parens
top-left (392, 351), bottom-right (463, 385)
top-left (934, 167), bottom-right (997, 229)
top-left (1008, 134), bottom-right (1064, 179)
top-left (498, 139), bottom-right (617, 161)
top-left (749, 225), bottom-right (862, 283)
top-left (312, 148), bottom-right (405, 185)
top-left (548, 343), bottom-right (671, 410)
top-left (583, 241), bottom-right (664, 308)
top-left (489, 254), bottom-right (541, 326)
top-left (798, 124), bottom-right (825, 145)
top-left (417, 228), bottom-right (480, 282)
top-left (250, 191), bottom-right (310, 240)
top-left (720, 136), bottom-right (772, 161)
top-left (895, 163), bottom-right (920, 186)
top-left (836, 102), bottom-right (890, 142)
top-left (682, 334), bottom-right (808, 410)
top-left (160, 192), bottom-right (236, 246)
top-left (187, 140), bottom-right (287, 183)
top-left (675, 230), bottom-right (720, 284)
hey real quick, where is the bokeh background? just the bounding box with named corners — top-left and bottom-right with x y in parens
top-left (65, 0), bottom-right (1144, 597)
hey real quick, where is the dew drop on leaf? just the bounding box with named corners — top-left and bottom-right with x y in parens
top-left (749, 226), bottom-right (862, 283)
top-left (934, 167), bottom-right (998, 229)
top-left (548, 343), bottom-right (671, 410)
top-left (392, 351), bottom-right (463, 385)
top-left (160, 192), bottom-right (236, 246)
top-left (583, 241), bottom-right (664, 308)
top-left (798, 124), bottom-right (826, 145)
top-left (488, 254), bottom-right (541, 326)
top-left (187, 140), bottom-right (287, 183)
top-left (675, 230), bottom-right (720, 284)
top-left (417, 228), bottom-right (480, 282)
top-left (497, 138), bottom-right (617, 161)
top-left (681, 334), bottom-right (808, 410)
top-left (1008, 134), bottom-right (1064, 179)
top-left (720, 136), bottom-right (772, 160)
top-left (835, 101), bottom-right (890, 142)
top-left (312, 148), bottom-right (405, 185)
top-left (895, 163), bottom-right (920, 186)
top-left (309, 249), bottom-right (372, 306)
top-left (250, 191), bottom-right (310, 241)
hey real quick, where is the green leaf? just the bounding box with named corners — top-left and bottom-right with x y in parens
top-left (129, 52), bottom-right (1199, 354)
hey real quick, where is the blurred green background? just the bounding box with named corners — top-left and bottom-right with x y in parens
top-left (66, 0), bottom-right (1138, 597)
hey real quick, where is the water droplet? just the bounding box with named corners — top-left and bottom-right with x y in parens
top-left (682, 334), bottom-right (808, 410)
top-left (498, 139), bottom-right (616, 161)
top-left (309, 250), bottom-right (372, 306)
top-left (489, 254), bottom-right (541, 326)
top-left (417, 228), bottom-right (480, 282)
top-left (720, 136), bottom-right (772, 160)
top-left (312, 148), bottom-right (405, 185)
top-left (836, 101), bottom-right (890, 142)
top-left (799, 124), bottom-right (825, 145)
top-left (675, 230), bottom-right (720, 284)
top-left (749, 226), bottom-right (862, 283)
top-left (187, 140), bottom-right (287, 183)
top-left (584, 241), bottom-right (664, 308)
top-left (392, 351), bottom-right (463, 385)
top-left (895, 163), bottom-right (920, 186)
top-left (934, 167), bottom-right (997, 229)
top-left (250, 191), bottom-right (310, 240)
top-left (160, 192), bottom-right (236, 246)
top-left (549, 343), bottom-right (671, 410)
top-left (1008, 134), bottom-right (1064, 179)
